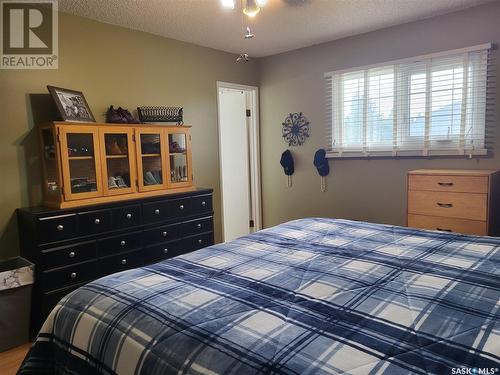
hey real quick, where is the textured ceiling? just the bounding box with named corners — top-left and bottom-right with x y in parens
top-left (59, 0), bottom-right (494, 57)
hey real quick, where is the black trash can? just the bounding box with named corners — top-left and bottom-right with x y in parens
top-left (0, 257), bottom-right (34, 352)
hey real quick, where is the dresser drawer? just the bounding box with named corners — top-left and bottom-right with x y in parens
top-left (41, 240), bottom-right (97, 269)
top-left (191, 195), bottom-right (213, 214)
top-left (144, 240), bottom-right (183, 263)
top-left (182, 217), bottom-right (213, 237)
top-left (112, 205), bottom-right (141, 228)
top-left (143, 223), bottom-right (181, 245)
top-left (408, 174), bottom-right (488, 194)
top-left (167, 198), bottom-right (192, 217)
top-left (37, 214), bottom-right (77, 243)
top-left (408, 214), bottom-right (487, 236)
top-left (43, 260), bottom-right (97, 291)
top-left (182, 232), bottom-right (214, 253)
top-left (99, 250), bottom-right (143, 276)
top-left (97, 231), bottom-right (142, 257)
top-left (78, 209), bottom-right (112, 234)
top-left (142, 201), bottom-right (171, 224)
top-left (408, 191), bottom-right (487, 221)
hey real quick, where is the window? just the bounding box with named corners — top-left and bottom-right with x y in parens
top-left (325, 44), bottom-right (492, 157)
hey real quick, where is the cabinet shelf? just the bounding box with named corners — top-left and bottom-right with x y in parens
top-left (169, 152), bottom-right (186, 156)
top-left (142, 153), bottom-right (161, 157)
top-left (68, 156), bottom-right (94, 160)
top-left (106, 154), bottom-right (128, 159)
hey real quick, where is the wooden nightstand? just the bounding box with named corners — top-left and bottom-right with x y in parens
top-left (407, 169), bottom-right (500, 236)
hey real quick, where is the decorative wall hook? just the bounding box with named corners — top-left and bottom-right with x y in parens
top-left (280, 150), bottom-right (294, 188)
top-left (313, 149), bottom-right (329, 192)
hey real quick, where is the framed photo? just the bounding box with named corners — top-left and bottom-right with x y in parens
top-left (47, 85), bottom-right (96, 122)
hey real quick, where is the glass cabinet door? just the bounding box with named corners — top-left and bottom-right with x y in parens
top-left (59, 126), bottom-right (103, 200)
top-left (136, 129), bottom-right (167, 191)
top-left (100, 128), bottom-right (136, 195)
top-left (40, 126), bottom-right (61, 202)
top-left (166, 129), bottom-right (192, 188)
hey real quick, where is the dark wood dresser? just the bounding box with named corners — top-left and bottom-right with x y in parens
top-left (17, 188), bottom-right (214, 337)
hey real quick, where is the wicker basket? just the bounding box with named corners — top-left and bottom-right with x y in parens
top-left (137, 106), bottom-right (183, 125)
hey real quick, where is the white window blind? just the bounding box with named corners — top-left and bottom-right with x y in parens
top-left (325, 44), bottom-right (493, 157)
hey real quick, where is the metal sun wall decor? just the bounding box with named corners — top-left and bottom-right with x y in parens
top-left (282, 112), bottom-right (310, 146)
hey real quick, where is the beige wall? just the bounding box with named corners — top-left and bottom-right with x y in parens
top-left (258, 2), bottom-right (500, 229)
top-left (2, 3), bottom-right (500, 259)
top-left (0, 13), bottom-right (259, 259)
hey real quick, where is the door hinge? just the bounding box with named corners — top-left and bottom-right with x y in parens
top-left (246, 109), bottom-right (251, 117)
top-left (56, 129), bottom-right (61, 143)
top-left (249, 220), bottom-right (255, 228)
top-left (132, 134), bottom-right (136, 142)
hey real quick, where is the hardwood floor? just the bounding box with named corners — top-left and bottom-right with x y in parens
top-left (0, 343), bottom-right (30, 375)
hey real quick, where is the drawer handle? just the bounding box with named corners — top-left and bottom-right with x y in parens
top-left (70, 272), bottom-right (77, 279)
top-left (94, 218), bottom-right (100, 225)
top-left (120, 240), bottom-right (126, 247)
top-left (163, 248), bottom-right (169, 254)
top-left (198, 239), bottom-right (203, 244)
top-left (179, 205), bottom-right (184, 210)
top-left (201, 201), bottom-right (206, 207)
top-left (197, 223), bottom-right (202, 229)
top-left (438, 182), bottom-right (454, 187)
top-left (68, 251), bottom-right (76, 258)
top-left (436, 228), bottom-right (452, 232)
top-left (126, 213), bottom-right (132, 220)
top-left (437, 202), bottom-right (453, 208)
top-left (121, 259), bottom-right (127, 265)
top-left (162, 231), bottom-right (168, 237)
top-left (154, 209), bottom-right (160, 215)
top-left (57, 224), bottom-right (64, 231)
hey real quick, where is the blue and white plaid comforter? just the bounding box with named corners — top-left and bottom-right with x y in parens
top-left (19, 218), bottom-right (500, 374)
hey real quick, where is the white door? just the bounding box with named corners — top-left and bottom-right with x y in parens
top-left (218, 88), bottom-right (251, 241)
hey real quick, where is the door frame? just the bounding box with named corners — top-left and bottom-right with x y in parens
top-left (216, 81), bottom-right (262, 241)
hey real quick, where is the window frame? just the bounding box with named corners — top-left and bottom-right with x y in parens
top-left (325, 43), bottom-right (491, 158)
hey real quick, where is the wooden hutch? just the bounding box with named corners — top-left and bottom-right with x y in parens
top-left (39, 121), bottom-right (194, 208)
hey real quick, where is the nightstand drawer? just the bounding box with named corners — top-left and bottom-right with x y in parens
top-left (43, 261), bottom-right (97, 291)
top-left (408, 174), bottom-right (488, 194)
top-left (408, 214), bottom-right (487, 235)
top-left (41, 240), bottom-right (97, 269)
top-left (37, 214), bottom-right (77, 243)
top-left (408, 191), bottom-right (487, 221)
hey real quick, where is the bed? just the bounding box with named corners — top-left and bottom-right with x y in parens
top-left (19, 218), bottom-right (499, 374)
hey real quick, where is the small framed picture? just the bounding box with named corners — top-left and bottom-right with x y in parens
top-left (47, 85), bottom-right (96, 122)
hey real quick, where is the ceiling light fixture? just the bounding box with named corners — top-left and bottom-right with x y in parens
top-left (221, 0), bottom-right (235, 9)
top-left (243, 0), bottom-right (260, 17)
top-left (255, 0), bottom-right (267, 6)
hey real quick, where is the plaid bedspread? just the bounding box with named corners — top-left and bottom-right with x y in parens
top-left (19, 218), bottom-right (500, 375)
